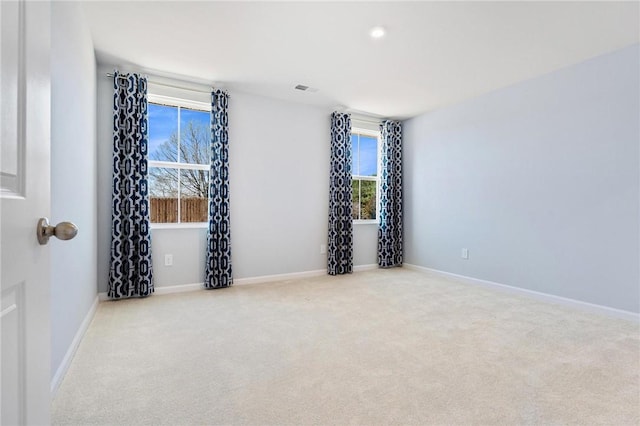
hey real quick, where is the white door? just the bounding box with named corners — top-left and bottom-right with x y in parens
top-left (1, 0), bottom-right (52, 424)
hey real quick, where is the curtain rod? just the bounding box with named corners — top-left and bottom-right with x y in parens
top-left (106, 72), bottom-right (215, 94)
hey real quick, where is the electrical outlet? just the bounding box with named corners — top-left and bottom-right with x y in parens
top-left (320, 244), bottom-right (327, 255)
top-left (461, 248), bottom-right (469, 260)
top-left (164, 254), bottom-right (173, 266)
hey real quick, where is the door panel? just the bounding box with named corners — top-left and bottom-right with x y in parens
top-left (1, 284), bottom-right (26, 425)
top-left (1, 0), bottom-right (23, 195)
top-left (1, 0), bottom-right (51, 424)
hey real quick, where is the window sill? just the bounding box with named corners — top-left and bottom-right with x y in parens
top-left (151, 223), bottom-right (208, 230)
top-left (353, 220), bottom-right (379, 225)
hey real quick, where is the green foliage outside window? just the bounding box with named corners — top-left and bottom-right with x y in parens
top-left (352, 180), bottom-right (377, 220)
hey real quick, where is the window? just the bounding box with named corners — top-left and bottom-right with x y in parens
top-left (351, 129), bottom-right (379, 221)
top-left (148, 95), bottom-right (210, 224)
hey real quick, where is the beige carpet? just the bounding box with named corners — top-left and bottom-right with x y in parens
top-left (52, 268), bottom-right (639, 425)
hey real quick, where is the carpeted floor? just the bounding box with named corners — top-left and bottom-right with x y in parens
top-left (52, 268), bottom-right (639, 425)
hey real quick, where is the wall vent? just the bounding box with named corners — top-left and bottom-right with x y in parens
top-left (295, 84), bottom-right (309, 91)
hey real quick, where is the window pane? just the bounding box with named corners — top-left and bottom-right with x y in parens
top-left (180, 107), bottom-right (210, 165)
top-left (351, 179), bottom-right (360, 220)
top-left (359, 136), bottom-right (377, 177)
top-left (351, 131), bottom-right (379, 221)
top-left (360, 180), bottom-right (377, 220)
top-left (148, 103), bottom-right (178, 162)
top-left (351, 134), bottom-right (359, 176)
top-left (180, 169), bottom-right (209, 223)
top-left (149, 167), bottom-right (178, 223)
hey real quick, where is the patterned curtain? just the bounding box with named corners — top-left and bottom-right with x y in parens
top-left (205, 90), bottom-right (233, 288)
top-left (378, 120), bottom-right (403, 268)
top-left (109, 71), bottom-right (154, 298)
top-left (328, 112), bottom-right (353, 275)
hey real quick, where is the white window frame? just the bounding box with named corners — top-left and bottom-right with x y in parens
top-left (147, 94), bottom-right (210, 229)
top-left (351, 127), bottom-right (381, 225)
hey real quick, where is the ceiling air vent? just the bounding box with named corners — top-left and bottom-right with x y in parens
top-left (294, 84), bottom-right (318, 93)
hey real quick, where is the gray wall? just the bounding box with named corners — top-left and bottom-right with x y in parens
top-left (50, 2), bottom-right (97, 379)
top-left (96, 79), bottom-right (377, 293)
top-left (403, 44), bottom-right (640, 313)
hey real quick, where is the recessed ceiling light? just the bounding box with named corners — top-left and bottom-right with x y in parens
top-left (369, 26), bottom-right (386, 39)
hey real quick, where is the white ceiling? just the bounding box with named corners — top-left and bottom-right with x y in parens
top-left (81, 1), bottom-right (639, 120)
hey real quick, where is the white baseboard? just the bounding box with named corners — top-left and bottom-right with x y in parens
top-left (234, 264), bottom-right (379, 285)
top-left (98, 265), bottom-right (381, 299)
top-left (152, 282), bottom-right (204, 295)
top-left (98, 282), bottom-right (203, 301)
top-left (403, 264), bottom-right (639, 322)
top-left (50, 295), bottom-right (99, 398)
top-left (354, 264), bottom-right (378, 272)
top-left (234, 269), bottom-right (326, 286)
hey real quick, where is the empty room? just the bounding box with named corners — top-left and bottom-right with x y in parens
top-left (1, 1), bottom-right (638, 425)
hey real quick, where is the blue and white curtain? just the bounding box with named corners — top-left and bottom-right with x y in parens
top-left (109, 71), bottom-right (154, 298)
top-left (378, 120), bottom-right (403, 268)
top-left (328, 112), bottom-right (353, 275)
top-left (205, 90), bottom-right (233, 288)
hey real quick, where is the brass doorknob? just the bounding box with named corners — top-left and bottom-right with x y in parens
top-left (37, 218), bottom-right (78, 245)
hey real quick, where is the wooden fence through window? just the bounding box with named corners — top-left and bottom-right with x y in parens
top-left (150, 197), bottom-right (208, 223)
